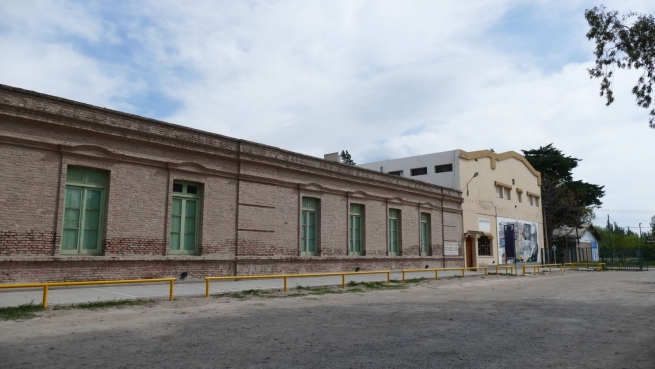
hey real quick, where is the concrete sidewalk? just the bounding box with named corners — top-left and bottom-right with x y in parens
top-left (0, 269), bottom-right (484, 308)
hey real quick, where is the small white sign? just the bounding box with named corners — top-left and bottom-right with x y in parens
top-left (444, 241), bottom-right (459, 256)
top-left (478, 218), bottom-right (491, 232)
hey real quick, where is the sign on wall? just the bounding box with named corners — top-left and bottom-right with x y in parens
top-left (444, 241), bottom-right (459, 256)
top-left (497, 217), bottom-right (539, 264)
top-left (478, 218), bottom-right (491, 232)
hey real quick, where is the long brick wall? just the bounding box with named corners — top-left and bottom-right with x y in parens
top-left (0, 84), bottom-right (465, 283)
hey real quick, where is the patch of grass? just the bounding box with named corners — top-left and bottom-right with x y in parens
top-left (308, 287), bottom-right (346, 295)
top-left (0, 302), bottom-right (44, 321)
top-left (452, 275), bottom-right (463, 278)
top-left (404, 277), bottom-right (426, 284)
top-left (260, 291), bottom-right (307, 299)
top-left (213, 289), bottom-right (270, 300)
top-left (389, 279), bottom-right (402, 284)
top-left (364, 281), bottom-right (406, 290)
top-left (53, 299), bottom-right (156, 310)
top-left (214, 279), bottom-right (416, 301)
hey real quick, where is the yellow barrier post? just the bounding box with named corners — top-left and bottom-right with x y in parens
top-left (284, 276), bottom-right (288, 291)
top-left (387, 272), bottom-right (390, 284)
top-left (341, 274), bottom-right (345, 289)
top-left (42, 285), bottom-right (48, 308)
top-left (461, 268), bottom-right (465, 277)
top-left (435, 270), bottom-right (439, 280)
top-left (402, 271), bottom-right (405, 282)
top-left (205, 279), bottom-right (210, 297)
top-left (169, 280), bottom-right (174, 301)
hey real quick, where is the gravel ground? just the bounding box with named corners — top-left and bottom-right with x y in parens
top-left (1, 270), bottom-right (654, 369)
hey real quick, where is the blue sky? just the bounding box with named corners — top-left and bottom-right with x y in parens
top-left (1, 0), bottom-right (654, 230)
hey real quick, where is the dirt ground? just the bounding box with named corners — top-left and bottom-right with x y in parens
top-left (1, 270), bottom-right (654, 369)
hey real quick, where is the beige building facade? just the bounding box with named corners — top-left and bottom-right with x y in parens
top-left (359, 149), bottom-right (544, 267)
top-left (0, 85), bottom-right (464, 283)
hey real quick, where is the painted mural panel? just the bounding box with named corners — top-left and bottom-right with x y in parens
top-left (497, 217), bottom-right (539, 264)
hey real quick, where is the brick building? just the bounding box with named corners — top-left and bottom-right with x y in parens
top-left (0, 84), bottom-right (464, 283)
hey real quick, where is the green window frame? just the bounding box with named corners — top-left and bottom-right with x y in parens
top-left (170, 181), bottom-right (201, 255)
top-left (388, 209), bottom-right (400, 256)
top-left (349, 204), bottom-right (363, 256)
top-left (420, 213), bottom-right (431, 256)
top-left (301, 198), bottom-right (319, 256)
top-left (61, 167), bottom-right (107, 255)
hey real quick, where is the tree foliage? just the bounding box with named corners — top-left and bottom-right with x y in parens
top-left (597, 221), bottom-right (645, 247)
top-left (340, 150), bottom-right (356, 165)
top-left (522, 144), bottom-right (605, 245)
top-left (585, 6), bottom-right (655, 128)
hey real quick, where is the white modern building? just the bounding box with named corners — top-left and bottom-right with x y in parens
top-left (358, 149), bottom-right (544, 267)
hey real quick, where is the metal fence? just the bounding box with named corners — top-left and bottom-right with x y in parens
top-left (598, 246), bottom-right (651, 271)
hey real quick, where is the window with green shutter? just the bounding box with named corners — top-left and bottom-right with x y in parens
top-left (420, 213), bottom-right (431, 256)
top-left (170, 181), bottom-right (200, 255)
top-left (61, 167), bottom-right (107, 255)
top-left (301, 198), bottom-right (319, 256)
top-left (388, 209), bottom-right (400, 256)
top-left (349, 204), bottom-right (363, 256)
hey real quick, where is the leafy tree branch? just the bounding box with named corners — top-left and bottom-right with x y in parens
top-left (585, 6), bottom-right (655, 128)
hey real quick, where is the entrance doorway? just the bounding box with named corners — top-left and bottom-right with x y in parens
top-left (466, 237), bottom-right (474, 267)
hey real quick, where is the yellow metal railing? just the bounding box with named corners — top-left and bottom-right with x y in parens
top-left (521, 263), bottom-right (568, 275)
top-left (569, 262), bottom-right (606, 271)
top-left (0, 278), bottom-right (176, 308)
top-left (400, 267), bottom-right (487, 282)
top-left (204, 270), bottom-right (391, 296)
top-left (494, 265), bottom-right (518, 275)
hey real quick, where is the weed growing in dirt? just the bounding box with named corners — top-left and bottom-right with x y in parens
top-left (404, 277), bottom-right (426, 284)
top-left (365, 281), bottom-right (406, 290)
top-left (53, 299), bottom-right (156, 310)
top-left (0, 302), bottom-right (44, 321)
top-left (213, 289), bottom-right (270, 300)
top-left (308, 287), bottom-right (346, 295)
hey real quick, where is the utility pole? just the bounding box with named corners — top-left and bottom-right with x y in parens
top-left (607, 214), bottom-right (611, 248)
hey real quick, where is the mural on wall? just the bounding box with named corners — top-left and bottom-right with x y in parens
top-left (497, 217), bottom-right (539, 264)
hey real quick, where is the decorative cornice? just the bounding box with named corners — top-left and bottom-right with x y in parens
top-left (460, 149), bottom-right (542, 186)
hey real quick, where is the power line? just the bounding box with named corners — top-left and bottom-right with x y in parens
top-left (596, 209), bottom-right (654, 214)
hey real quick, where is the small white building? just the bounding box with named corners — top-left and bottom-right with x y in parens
top-left (552, 225), bottom-right (601, 262)
top-left (358, 149), bottom-right (544, 267)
